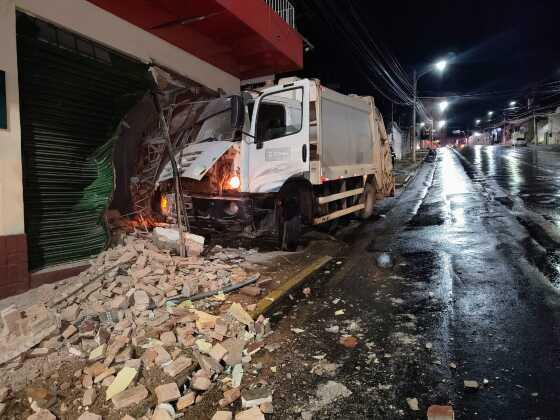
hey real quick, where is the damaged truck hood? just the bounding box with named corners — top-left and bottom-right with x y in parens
top-left (158, 141), bottom-right (234, 182)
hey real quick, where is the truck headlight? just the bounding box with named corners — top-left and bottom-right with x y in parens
top-left (228, 175), bottom-right (240, 189)
top-left (160, 194), bottom-right (169, 214)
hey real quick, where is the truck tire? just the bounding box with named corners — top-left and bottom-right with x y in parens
top-left (281, 215), bottom-right (301, 251)
top-left (359, 182), bottom-right (376, 219)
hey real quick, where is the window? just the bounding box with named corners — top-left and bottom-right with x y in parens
top-left (256, 87), bottom-right (303, 142)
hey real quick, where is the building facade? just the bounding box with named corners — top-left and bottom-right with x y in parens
top-left (0, 0), bottom-right (302, 297)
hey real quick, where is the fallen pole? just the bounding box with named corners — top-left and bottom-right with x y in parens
top-left (167, 273), bottom-right (261, 304)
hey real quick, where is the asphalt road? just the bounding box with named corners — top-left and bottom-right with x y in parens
top-left (267, 147), bottom-right (560, 419)
top-left (459, 144), bottom-right (560, 228)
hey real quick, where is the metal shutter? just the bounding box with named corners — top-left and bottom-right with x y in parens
top-left (17, 13), bottom-right (150, 270)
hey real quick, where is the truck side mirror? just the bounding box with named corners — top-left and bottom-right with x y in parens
top-left (230, 95), bottom-right (244, 129)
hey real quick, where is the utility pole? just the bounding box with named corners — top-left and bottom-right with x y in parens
top-left (533, 109), bottom-right (537, 144)
top-left (412, 69), bottom-right (417, 162)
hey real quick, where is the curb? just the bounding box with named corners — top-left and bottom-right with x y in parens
top-left (250, 255), bottom-right (333, 319)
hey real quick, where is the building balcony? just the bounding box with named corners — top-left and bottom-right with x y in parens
top-left (87, 0), bottom-right (303, 80)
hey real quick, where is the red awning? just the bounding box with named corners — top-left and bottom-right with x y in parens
top-left (87, 0), bottom-right (303, 80)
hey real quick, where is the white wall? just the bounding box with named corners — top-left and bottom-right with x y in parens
top-left (0, 1), bottom-right (24, 236)
top-left (16, 0), bottom-right (240, 94)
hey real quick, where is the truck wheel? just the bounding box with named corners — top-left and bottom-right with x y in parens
top-left (359, 182), bottom-right (376, 219)
top-left (281, 215), bottom-right (301, 251)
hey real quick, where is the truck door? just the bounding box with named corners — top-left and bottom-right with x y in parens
top-left (248, 80), bottom-right (309, 192)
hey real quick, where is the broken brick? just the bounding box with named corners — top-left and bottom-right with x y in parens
top-left (155, 383), bottom-right (181, 404)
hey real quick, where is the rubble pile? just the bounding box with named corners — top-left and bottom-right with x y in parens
top-left (0, 234), bottom-right (276, 419)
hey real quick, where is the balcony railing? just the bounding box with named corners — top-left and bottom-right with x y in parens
top-left (265, 0), bottom-right (296, 28)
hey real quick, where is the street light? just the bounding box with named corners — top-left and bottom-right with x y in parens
top-left (488, 111), bottom-right (494, 117)
top-left (439, 100), bottom-right (449, 112)
top-left (412, 58), bottom-right (449, 162)
top-left (475, 119), bottom-right (481, 125)
top-left (509, 101), bottom-right (516, 107)
top-left (420, 122), bottom-right (426, 127)
top-left (435, 60), bottom-right (447, 72)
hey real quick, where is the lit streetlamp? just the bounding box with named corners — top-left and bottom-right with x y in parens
top-left (412, 58), bottom-right (448, 162)
top-left (439, 100), bottom-right (449, 112)
top-left (475, 119), bottom-right (481, 125)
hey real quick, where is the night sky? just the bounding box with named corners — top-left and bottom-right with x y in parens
top-left (291, 0), bottom-right (560, 133)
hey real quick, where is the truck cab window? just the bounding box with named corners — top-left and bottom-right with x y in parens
top-left (256, 87), bottom-right (303, 142)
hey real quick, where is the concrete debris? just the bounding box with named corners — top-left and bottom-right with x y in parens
top-left (406, 397), bottom-right (419, 411)
top-left (105, 366), bottom-right (137, 400)
top-left (0, 233), bottom-right (274, 419)
top-left (315, 381), bottom-right (352, 407)
top-left (464, 380), bottom-right (480, 390)
top-left (241, 387), bottom-right (273, 408)
top-left (427, 404), bottom-right (455, 420)
top-left (339, 336), bottom-right (358, 348)
top-left (376, 252), bottom-right (393, 268)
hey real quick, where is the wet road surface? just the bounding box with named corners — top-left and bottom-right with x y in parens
top-left (460, 144), bottom-right (560, 227)
top-left (265, 148), bottom-right (560, 419)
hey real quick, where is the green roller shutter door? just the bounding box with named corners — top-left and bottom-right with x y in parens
top-left (17, 13), bottom-right (151, 270)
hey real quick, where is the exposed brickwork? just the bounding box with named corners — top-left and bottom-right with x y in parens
top-left (0, 234), bottom-right (30, 298)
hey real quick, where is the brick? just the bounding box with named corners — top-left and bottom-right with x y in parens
top-left (82, 388), bottom-right (96, 406)
top-left (151, 407), bottom-right (173, 420)
top-left (209, 343), bottom-right (228, 362)
top-left (27, 410), bottom-right (56, 420)
top-left (191, 376), bottom-right (212, 391)
top-left (155, 383), bottom-right (181, 404)
top-left (219, 387), bottom-right (241, 407)
top-left (77, 413), bottom-right (102, 420)
top-left (163, 356), bottom-right (192, 377)
top-left (62, 325), bottom-right (78, 339)
top-left (427, 405), bottom-right (455, 420)
top-left (260, 402), bottom-right (273, 414)
top-left (160, 331), bottom-right (176, 346)
top-left (212, 411), bottom-right (233, 420)
top-left (61, 304), bottom-right (80, 322)
top-left (177, 391), bottom-right (196, 410)
top-left (111, 384), bottom-right (148, 409)
top-left (234, 407), bottom-right (265, 420)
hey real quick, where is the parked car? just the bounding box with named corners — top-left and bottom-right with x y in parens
top-left (512, 131), bottom-right (527, 146)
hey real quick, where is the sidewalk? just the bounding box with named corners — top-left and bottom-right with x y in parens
top-left (393, 150), bottom-right (427, 189)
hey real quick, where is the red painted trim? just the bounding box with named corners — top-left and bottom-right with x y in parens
top-left (87, 0), bottom-right (303, 79)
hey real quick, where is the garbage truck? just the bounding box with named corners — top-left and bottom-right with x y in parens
top-left (157, 78), bottom-right (394, 249)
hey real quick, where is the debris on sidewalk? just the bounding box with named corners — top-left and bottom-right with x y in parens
top-left (464, 380), bottom-right (480, 391)
top-left (0, 233), bottom-right (277, 418)
top-left (427, 404), bottom-right (455, 420)
top-left (406, 397), bottom-right (419, 411)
